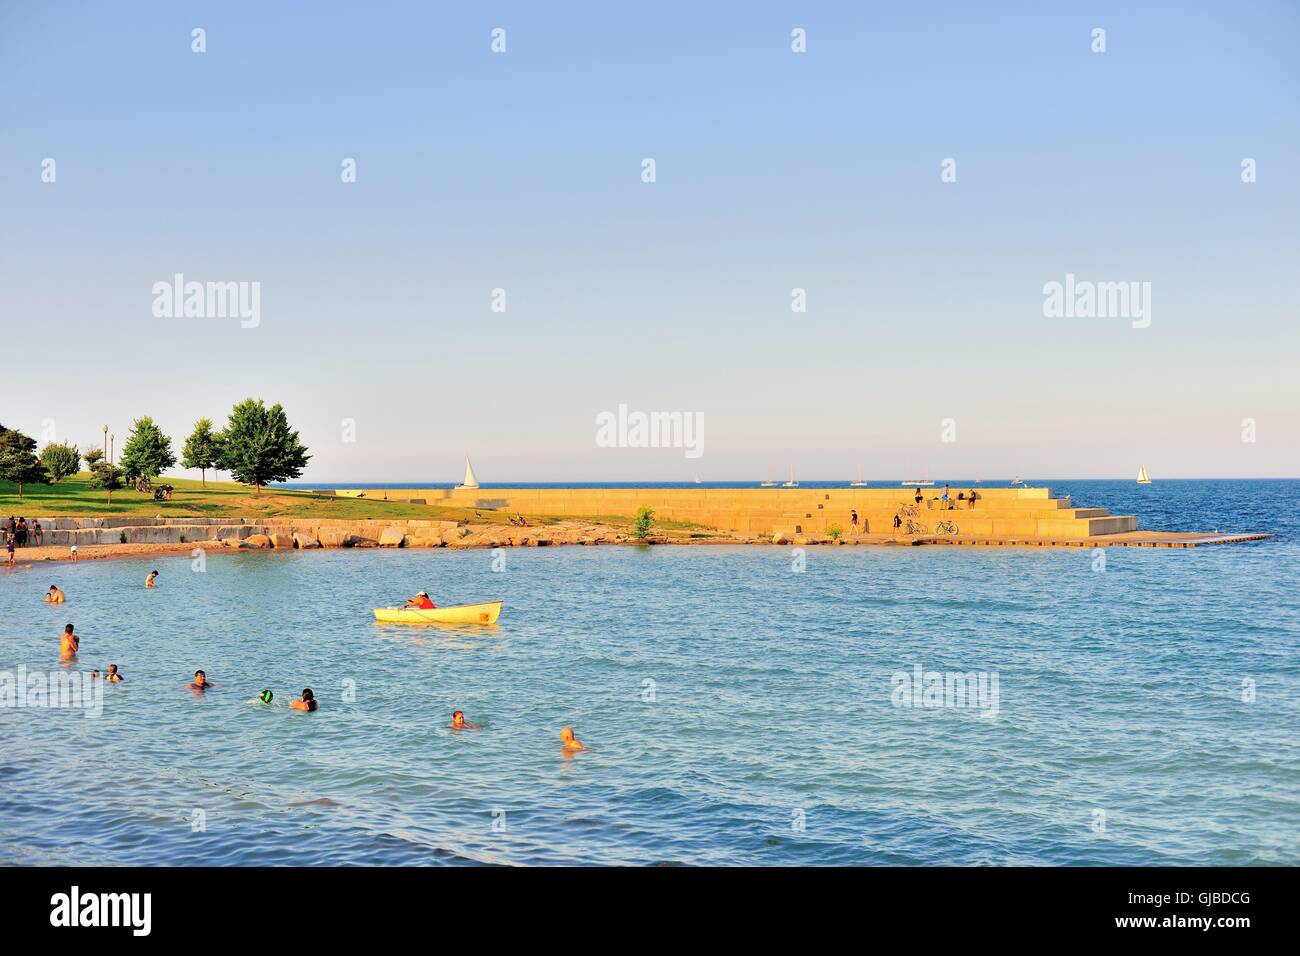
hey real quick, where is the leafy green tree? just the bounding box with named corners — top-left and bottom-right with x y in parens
top-left (83, 446), bottom-right (105, 469)
top-left (0, 425), bottom-right (48, 497)
top-left (220, 398), bottom-right (311, 495)
top-left (181, 418), bottom-right (222, 487)
top-left (119, 416), bottom-right (176, 483)
top-left (633, 505), bottom-right (654, 539)
top-left (40, 442), bottom-right (81, 483)
top-left (88, 460), bottom-right (125, 505)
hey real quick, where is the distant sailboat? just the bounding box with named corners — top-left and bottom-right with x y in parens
top-left (1011, 476), bottom-right (1024, 485)
top-left (456, 456), bottom-right (480, 490)
top-left (850, 467), bottom-right (867, 487)
top-left (760, 478), bottom-right (776, 487)
top-left (1136, 465), bottom-right (1152, 485)
top-left (782, 467), bottom-right (799, 488)
top-left (693, 473), bottom-right (702, 484)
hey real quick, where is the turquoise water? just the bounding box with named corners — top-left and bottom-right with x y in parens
top-left (2, 481), bottom-right (1297, 865)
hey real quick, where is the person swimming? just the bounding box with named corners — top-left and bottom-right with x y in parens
top-left (259, 690), bottom-right (274, 704)
top-left (289, 688), bottom-right (318, 712)
top-left (105, 663), bottom-right (123, 683)
top-left (404, 591), bottom-right (436, 609)
top-left (45, 585), bottom-right (65, 604)
top-left (145, 570), bottom-right (159, 588)
top-left (187, 670), bottom-right (214, 691)
top-left (450, 710), bottom-right (481, 730)
top-left (59, 624), bottom-right (79, 661)
top-left (560, 726), bottom-right (586, 752)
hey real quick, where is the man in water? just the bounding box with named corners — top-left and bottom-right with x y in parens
top-left (45, 585), bottom-right (65, 604)
top-left (560, 726), bottom-right (586, 752)
top-left (105, 663), bottom-right (123, 683)
top-left (145, 570), bottom-right (159, 588)
top-left (404, 591), bottom-right (436, 609)
top-left (450, 710), bottom-right (481, 730)
top-left (188, 670), bottom-right (214, 691)
top-left (289, 688), bottom-right (318, 712)
top-left (59, 624), bottom-right (79, 661)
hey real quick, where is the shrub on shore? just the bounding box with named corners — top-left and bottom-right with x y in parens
top-left (633, 506), bottom-right (654, 539)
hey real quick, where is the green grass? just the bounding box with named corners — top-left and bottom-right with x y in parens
top-left (0, 473), bottom-right (467, 520)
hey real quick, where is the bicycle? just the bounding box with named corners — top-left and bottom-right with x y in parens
top-left (934, 520), bottom-right (959, 536)
top-left (904, 518), bottom-right (928, 535)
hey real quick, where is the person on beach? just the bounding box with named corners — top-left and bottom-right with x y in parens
top-left (15, 518), bottom-right (27, 547)
top-left (893, 513), bottom-right (902, 532)
top-left (850, 510), bottom-right (859, 534)
top-left (968, 489), bottom-right (977, 509)
top-left (145, 570), bottom-right (159, 588)
top-left (69, 544), bottom-right (79, 563)
top-left (45, 585), bottom-right (65, 604)
top-left (188, 670), bottom-right (214, 691)
top-left (450, 710), bottom-right (481, 730)
top-left (560, 726), bottom-right (586, 752)
top-left (941, 485), bottom-right (951, 509)
top-left (404, 591), bottom-right (436, 609)
top-left (105, 663), bottom-right (123, 683)
top-left (5, 536), bottom-right (14, 567)
top-left (289, 688), bottom-right (318, 712)
top-left (32, 520), bottom-right (42, 546)
top-left (914, 488), bottom-right (923, 505)
top-left (60, 624), bottom-right (79, 661)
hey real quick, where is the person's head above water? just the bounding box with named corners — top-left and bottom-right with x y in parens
top-left (452, 710), bottom-right (465, 727)
top-left (560, 726), bottom-right (586, 750)
top-left (193, 670), bottom-right (207, 686)
top-left (300, 688), bottom-right (318, 712)
top-left (63, 624), bottom-right (74, 634)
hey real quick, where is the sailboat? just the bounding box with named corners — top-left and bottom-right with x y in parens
top-left (456, 456), bottom-right (480, 490)
top-left (1136, 465), bottom-right (1152, 485)
top-left (760, 478), bottom-right (776, 487)
top-left (693, 473), bottom-right (702, 484)
top-left (782, 467), bottom-right (799, 488)
top-left (850, 467), bottom-right (867, 487)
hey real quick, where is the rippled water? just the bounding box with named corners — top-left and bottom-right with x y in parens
top-left (2, 480), bottom-right (1297, 865)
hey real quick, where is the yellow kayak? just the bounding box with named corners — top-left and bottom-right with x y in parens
top-left (373, 601), bottom-right (503, 625)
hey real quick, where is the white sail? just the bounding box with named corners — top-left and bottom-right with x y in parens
top-left (1136, 465), bottom-right (1151, 484)
top-left (458, 456), bottom-right (480, 489)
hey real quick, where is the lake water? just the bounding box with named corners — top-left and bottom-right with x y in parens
top-left (2, 480), bottom-right (1297, 865)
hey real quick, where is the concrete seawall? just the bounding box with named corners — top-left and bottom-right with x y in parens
top-left (335, 485), bottom-right (1140, 540)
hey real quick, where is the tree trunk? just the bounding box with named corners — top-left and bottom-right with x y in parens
top-left (201, 468), bottom-right (206, 488)
top-left (16, 483), bottom-right (22, 497)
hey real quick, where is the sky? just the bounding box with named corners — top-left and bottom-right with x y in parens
top-left (2, 1), bottom-right (1297, 482)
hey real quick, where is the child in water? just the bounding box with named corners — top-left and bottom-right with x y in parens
top-left (105, 664), bottom-right (123, 683)
top-left (450, 710), bottom-right (481, 730)
top-left (59, 624), bottom-right (79, 661)
top-left (145, 570), bottom-right (159, 588)
top-left (289, 688), bottom-right (318, 712)
top-left (45, 585), bottom-right (65, 604)
top-left (560, 726), bottom-right (586, 752)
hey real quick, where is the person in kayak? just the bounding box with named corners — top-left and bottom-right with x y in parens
top-left (404, 591), bottom-right (436, 609)
top-left (560, 726), bottom-right (586, 752)
top-left (450, 710), bottom-right (481, 730)
top-left (289, 688), bottom-right (318, 712)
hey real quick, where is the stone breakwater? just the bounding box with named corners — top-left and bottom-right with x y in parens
top-left (31, 516), bottom-right (659, 551)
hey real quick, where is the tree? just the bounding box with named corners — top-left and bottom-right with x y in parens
top-left (633, 505), bottom-right (654, 539)
top-left (0, 425), bottom-right (48, 497)
top-left (220, 398), bottom-right (311, 494)
top-left (119, 416), bottom-right (176, 484)
top-left (181, 418), bottom-right (222, 487)
top-left (83, 446), bottom-right (105, 469)
top-left (40, 442), bottom-right (81, 483)
top-left (88, 461), bottom-right (124, 505)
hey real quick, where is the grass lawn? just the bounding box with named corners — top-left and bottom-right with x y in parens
top-left (0, 474), bottom-right (694, 531)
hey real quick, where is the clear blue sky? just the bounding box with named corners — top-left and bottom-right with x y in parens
top-left (2, 1), bottom-right (1297, 481)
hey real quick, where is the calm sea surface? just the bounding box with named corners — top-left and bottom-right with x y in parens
top-left (2, 480), bottom-right (1297, 865)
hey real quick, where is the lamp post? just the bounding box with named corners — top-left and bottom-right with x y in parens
top-left (103, 425), bottom-right (108, 463)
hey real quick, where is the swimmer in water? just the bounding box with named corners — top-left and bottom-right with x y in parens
top-left (450, 710), bottom-right (481, 730)
top-left (105, 663), bottom-right (123, 683)
top-left (259, 690), bottom-right (274, 704)
top-left (289, 688), bottom-right (318, 712)
top-left (187, 670), bottom-right (213, 691)
top-left (145, 570), bottom-right (159, 588)
top-left (560, 726), bottom-right (586, 752)
top-left (59, 624), bottom-right (79, 661)
top-left (45, 585), bottom-right (65, 604)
